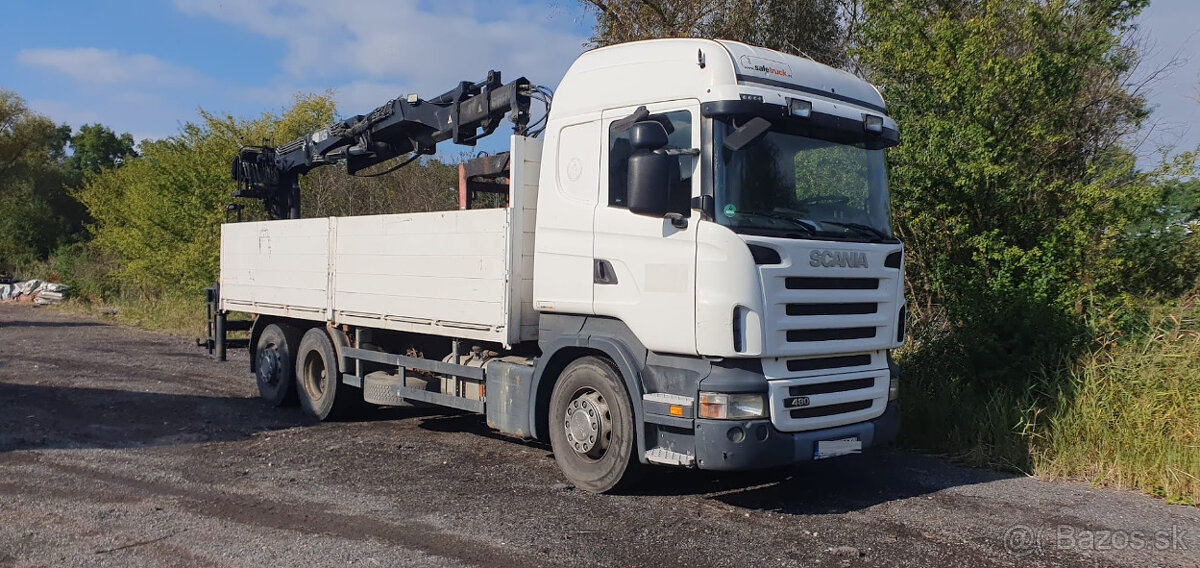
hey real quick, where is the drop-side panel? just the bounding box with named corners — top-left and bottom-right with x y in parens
top-left (220, 210), bottom-right (513, 343)
top-left (220, 217), bottom-right (331, 320)
top-left (331, 209), bottom-right (511, 343)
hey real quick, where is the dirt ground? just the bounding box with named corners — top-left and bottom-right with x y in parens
top-left (0, 304), bottom-right (1196, 568)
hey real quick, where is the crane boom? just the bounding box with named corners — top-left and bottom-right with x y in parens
top-left (231, 71), bottom-right (531, 219)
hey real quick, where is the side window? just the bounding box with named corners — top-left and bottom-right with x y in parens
top-left (607, 110), bottom-right (693, 208)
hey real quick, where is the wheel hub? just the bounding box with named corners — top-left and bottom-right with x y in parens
top-left (563, 390), bottom-right (611, 459)
top-left (256, 348), bottom-right (279, 385)
top-left (303, 351), bottom-right (327, 397)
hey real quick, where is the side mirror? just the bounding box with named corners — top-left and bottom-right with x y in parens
top-left (626, 120), bottom-right (690, 228)
top-left (627, 151), bottom-right (675, 217)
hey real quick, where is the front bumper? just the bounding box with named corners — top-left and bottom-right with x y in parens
top-left (691, 401), bottom-right (900, 470)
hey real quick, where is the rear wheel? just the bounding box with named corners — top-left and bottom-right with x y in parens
top-left (295, 327), bottom-right (359, 420)
top-left (254, 323), bottom-right (300, 407)
top-left (548, 356), bottom-right (642, 493)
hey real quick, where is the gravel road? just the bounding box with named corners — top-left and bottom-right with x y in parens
top-left (0, 304), bottom-right (1196, 567)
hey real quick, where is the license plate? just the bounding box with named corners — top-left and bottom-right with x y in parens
top-left (814, 437), bottom-right (861, 459)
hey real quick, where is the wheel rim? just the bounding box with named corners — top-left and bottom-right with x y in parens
top-left (563, 387), bottom-right (611, 460)
top-left (256, 345), bottom-right (280, 386)
top-left (302, 349), bottom-right (327, 400)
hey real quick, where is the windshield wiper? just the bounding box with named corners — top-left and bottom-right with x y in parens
top-left (817, 220), bottom-right (891, 241)
top-left (737, 211), bottom-right (817, 234)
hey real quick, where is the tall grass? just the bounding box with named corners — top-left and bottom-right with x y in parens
top-left (1035, 303), bottom-right (1200, 503)
top-left (899, 299), bottom-right (1200, 504)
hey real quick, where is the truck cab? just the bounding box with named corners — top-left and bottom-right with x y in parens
top-left (532, 39), bottom-right (903, 475)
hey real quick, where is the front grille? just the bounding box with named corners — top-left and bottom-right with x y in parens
top-left (787, 327), bottom-right (876, 342)
top-left (786, 354), bottom-right (872, 372)
top-left (786, 302), bottom-right (877, 316)
top-left (790, 399), bottom-right (872, 419)
top-left (788, 377), bottom-right (875, 396)
top-left (786, 277), bottom-right (879, 290)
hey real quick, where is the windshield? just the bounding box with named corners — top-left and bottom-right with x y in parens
top-left (714, 121), bottom-right (894, 242)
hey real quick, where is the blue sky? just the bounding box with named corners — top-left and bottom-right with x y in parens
top-left (1, 0), bottom-right (1197, 166)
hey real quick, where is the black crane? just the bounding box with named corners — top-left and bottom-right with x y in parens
top-left (231, 71), bottom-right (533, 220)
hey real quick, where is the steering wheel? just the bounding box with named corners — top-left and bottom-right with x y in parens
top-left (796, 195), bottom-right (850, 207)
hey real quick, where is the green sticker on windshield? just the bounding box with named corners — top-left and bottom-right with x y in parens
top-left (723, 204), bottom-right (737, 218)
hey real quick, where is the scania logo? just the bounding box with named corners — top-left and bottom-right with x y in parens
top-left (809, 249), bottom-right (869, 268)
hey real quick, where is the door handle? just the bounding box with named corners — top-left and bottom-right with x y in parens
top-left (593, 259), bottom-right (618, 285)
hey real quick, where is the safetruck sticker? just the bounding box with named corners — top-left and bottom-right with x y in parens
top-left (737, 55), bottom-right (793, 80)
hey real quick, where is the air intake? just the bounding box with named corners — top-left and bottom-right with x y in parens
top-left (785, 277), bottom-right (879, 290)
top-left (787, 327), bottom-right (876, 342)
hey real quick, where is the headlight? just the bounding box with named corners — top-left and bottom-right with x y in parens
top-left (698, 392), bottom-right (768, 419)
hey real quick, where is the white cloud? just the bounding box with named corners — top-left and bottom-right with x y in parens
top-left (16, 48), bottom-right (204, 88)
top-left (174, 0), bottom-right (587, 95)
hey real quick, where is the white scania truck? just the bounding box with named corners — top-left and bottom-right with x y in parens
top-left (204, 39), bottom-right (905, 493)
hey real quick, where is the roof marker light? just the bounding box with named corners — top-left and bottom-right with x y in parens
top-left (863, 114), bottom-right (884, 133)
top-left (788, 98), bottom-right (812, 119)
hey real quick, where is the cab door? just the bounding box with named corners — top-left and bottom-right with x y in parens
top-left (593, 101), bottom-right (701, 355)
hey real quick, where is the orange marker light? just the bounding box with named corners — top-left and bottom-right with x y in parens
top-left (669, 405), bottom-right (683, 416)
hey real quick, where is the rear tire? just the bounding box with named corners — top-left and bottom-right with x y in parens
top-left (254, 323), bottom-right (300, 407)
top-left (548, 356), bottom-right (643, 493)
top-left (295, 327), bottom-right (359, 420)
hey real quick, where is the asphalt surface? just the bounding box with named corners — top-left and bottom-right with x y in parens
top-left (0, 304), bottom-right (1196, 567)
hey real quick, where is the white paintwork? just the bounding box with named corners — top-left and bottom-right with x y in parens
top-left (591, 101), bottom-right (700, 355)
top-left (220, 217), bottom-right (331, 319)
top-left (532, 116), bottom-right (601, 315)
top-left (221, 136), bottom-right (541, 347)
top-left (767, 368), bottom-right (890, 433)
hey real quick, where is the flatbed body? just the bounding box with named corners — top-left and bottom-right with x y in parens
top-left (219, 136), bottom-right (541, 347)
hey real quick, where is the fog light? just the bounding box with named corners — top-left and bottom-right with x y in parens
top-left (698, 392), bottom-right (768, 419)
top-left (727, 426), bottom-right (746, 443)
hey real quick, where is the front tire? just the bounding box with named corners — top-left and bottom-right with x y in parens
top-left (295, 327), bottom-right (359, 420)
top-left (548, 356), bottom-right (642, 493)
top-left (255, 323), bottom-right (300, 407)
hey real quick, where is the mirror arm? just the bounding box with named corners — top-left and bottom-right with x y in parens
top-left (690, 195), bottom-right (714, 221)
top-left (665, 212), bottom-right (688, 229)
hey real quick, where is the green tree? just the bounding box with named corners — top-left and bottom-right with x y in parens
top-left (581, 0), bottom-right (850, 67)
top-left (0, 89), bottom-right (73, 272)
top-left (857, 0), bottom-right (1154, 349)
top-left (68, 123), bottom-right (137, 175)
top-left (848, 0), bottom-right (1200, 470)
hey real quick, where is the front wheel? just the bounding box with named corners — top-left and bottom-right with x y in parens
top-left (548, 356), bottom-right (642, 493)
